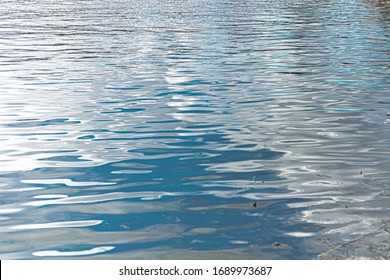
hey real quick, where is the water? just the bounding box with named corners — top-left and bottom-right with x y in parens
top-left (0, 0), bottom-right (390, 259)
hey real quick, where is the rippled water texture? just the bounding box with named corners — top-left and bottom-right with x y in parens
top-left (1, 0), bottom-right (390, 259)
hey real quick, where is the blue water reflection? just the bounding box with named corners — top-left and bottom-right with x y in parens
top-left (1, 0), bottom-right (390, 259)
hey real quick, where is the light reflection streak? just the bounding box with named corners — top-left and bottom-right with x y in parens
top-left (32, 246), bottom-right (115, 257)
top-left (8, 220), bottom-right (103, 231)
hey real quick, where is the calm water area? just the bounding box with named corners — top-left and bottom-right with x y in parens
top-left (1, 0), bottom-right (390, 259)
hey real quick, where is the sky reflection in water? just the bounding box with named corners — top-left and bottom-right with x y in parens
top-left (0, 0), bottom-right (390, 259)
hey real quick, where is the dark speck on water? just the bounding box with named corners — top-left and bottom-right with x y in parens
top-left (0, 0), bottom-right (390, 260)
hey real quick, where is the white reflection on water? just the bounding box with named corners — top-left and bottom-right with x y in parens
top-left (21, 179), bottom-right (115, 187)
top-left (33, 246), bottom-right (115, 257)
top-left (0, 208), bottom-right (24, 214)
top-left (8, 220), bottom-right (103, 231)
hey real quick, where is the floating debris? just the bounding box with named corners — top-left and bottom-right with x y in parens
top-left (272, 242), bottom-right (289, 249)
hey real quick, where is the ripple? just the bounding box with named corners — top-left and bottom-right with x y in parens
top-left (0, 208), bottom-right (24, 214)
top-left (285, 232), bottom-right (317, 238)
top-left (0, 187), bottom-right (44, 192)
top-left (32, 246), bottom-right (115, 257)
top-left (22, 191), bottom-right (180, 207)
top-left (111, 170), bottom-right (152, 175)
top-left (229, 240), bottom-right (249, 245)
top-left (33, 194), bottom-right (69, 199)
top-left (1, 0), bottom-right (390, 260)
top-left (8, 220), bottom-right (102, 231)
top-left (21, 179), bottom-right (115, 187)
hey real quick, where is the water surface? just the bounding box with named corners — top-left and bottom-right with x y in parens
top-left (1, 0), bottom-right (390, 259)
